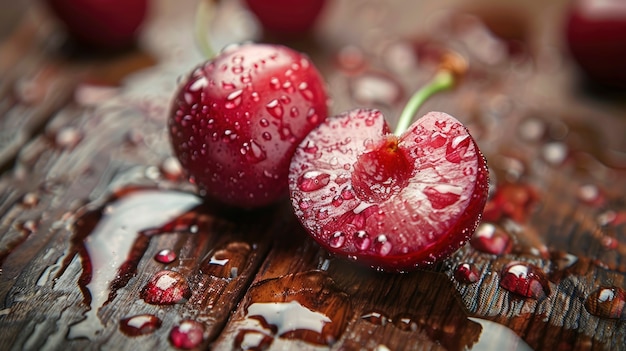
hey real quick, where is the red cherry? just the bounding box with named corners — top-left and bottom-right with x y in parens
top-left (169, 44), bottom-right (328, 208)
top-left (289, 109), bottom-right (489, 271)
top-left (244, 0), bottom-right (327, 36)
top-left (564, 0), bottom-right (626, 88)
top-left (45, 0), bottom-right (148, 50)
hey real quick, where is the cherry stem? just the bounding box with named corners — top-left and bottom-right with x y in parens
top-left (393, 69), bottom-right (455, 136)
top-left (195, 0), bottom-right (216, 59)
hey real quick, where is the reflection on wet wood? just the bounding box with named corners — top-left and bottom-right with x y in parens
top-left (1, 0), bottom-right (626, 350)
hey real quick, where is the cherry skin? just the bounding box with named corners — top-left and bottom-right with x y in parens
top-left (45, 0), bottom-right (148, 50)
top-left (289, 109), bottom-right (489, 271)
top-left (564, 0), bottom-right (626, 88)
top-left (169, 43), bottom-right (328, 208)
top-left (244, 0), bottom-right (327, 36)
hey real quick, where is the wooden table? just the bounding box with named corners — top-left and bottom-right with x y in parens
top-left (1, 0), bottom-right (625, 350)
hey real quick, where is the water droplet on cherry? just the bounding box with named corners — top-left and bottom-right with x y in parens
top-left (297, 171), bottom-right (331, 192)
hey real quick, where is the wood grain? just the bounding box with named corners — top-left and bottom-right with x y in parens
top-left (1, 0), bottom-right (625, 350)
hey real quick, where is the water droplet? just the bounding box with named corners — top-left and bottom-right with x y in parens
top-left (159, 157), bottom-right (183, 180)
top-left (120, 314), bottom-right (162, 336)
top-left (169, 320), bottom-right (205, 349)
top-left (141, 270), bottom-right (191, 305)
top-left (332, 195), bottom-right (344, 207)
top-left (306, 108), bottom-right (319, 124)
top-left (240, 140), bottom-right (267, 163)
top-left (297, 171), bottom-right (331, 192)
top-left (221, 81), bottom-right (236, 90)
top-left (423, 184), bottom-right (462, 210)
top-left (54, 127), bottom-right (83, 149)
top-left (225, 90), bottom-right (243, 109)
top-left (298, 82), bottom-right (315, 101)
top-left (290, 107), bottom-right (299, 118)
top-left (455, 263), bottom-right (480, 284)
top-left (361, 311), bottom-right (388, 325)
top-left (261, 132), bottom-right (272, 141)
top-left (354, 231), bottom-right (371, 250)
top-left (584, 286), bottom-right (626, 320)
top-left (302, 140), bottom-right (318, 154)
top-left (373, 235), bottom-right (392, 256)
top-left (392, 314), bottom-right (418, 331)
top-left (234, 329), bottom-right (274, 350)
top-left (240, 271), bottom-right (351, 346)
top-left (341, 187), bottom-right (355, 200)
top-left (500, 262), bottom-right (550, 299)
top-left (266, 99), bottom-right (283, 119)
top-left (445, 135), bottom-right (471, 163)
top-left (329, 232), bottom-right (346, 248)
top-left (542, 142), bottom-right (568, 165)
top-left (155, 249), bottom-right (177, 264)
top-left (470, 223), bottom-right (512, 256)
top-left (21, 192), bottom-right (39, 208)
top-left (269, 77), bottom-right (280, 90)
top-left (251, 91), bottom-right (260, 102)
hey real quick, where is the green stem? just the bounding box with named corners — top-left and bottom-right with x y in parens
top-left (394, 70), bottom-right (455, 136)
top-left (195, 0), bottom-right (216, 59)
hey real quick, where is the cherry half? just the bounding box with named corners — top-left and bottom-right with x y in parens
top-left (169, 43), bottom-right (328, 208)
top-left (288, 57), bottom-right (489, 271)
top-left (45, 0), bottom-right (148, 50)
top-left (564, 0), bottom-right (626, 89)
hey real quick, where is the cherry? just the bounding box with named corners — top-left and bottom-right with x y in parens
top-left (288, 55), bottom-right (489, 271)
top-left (45, 0), bottom-right (148, 50)
top-left (169, 43), bottom-right (328, 208)
top-left (244, 0), bottom-right (327, 36)
top-left (564, 0), bottom-right (626, 89)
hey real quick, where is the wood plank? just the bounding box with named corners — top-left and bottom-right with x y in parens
top-left (1, 0), bottom-right (626, 350)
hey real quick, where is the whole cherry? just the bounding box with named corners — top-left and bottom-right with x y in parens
top-left (45, 0), bottom-right (148, 50)
top-left (289, 54), bottom-right (489, 271)
top-left (169, 43), bottom-right (328, 208)
top-left (244, 0), bottom-right (327, 36)
top-left (564, 0), bottom-right (626, 89)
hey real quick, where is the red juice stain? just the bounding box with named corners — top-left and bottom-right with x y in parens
top-left (455, 262), bottom-right (480, 284)
top-left (169, 320), bottom-right (205, 349)
top-left (58, 187), bottom-right (210, 339)
top-left (500, 261), bottom-right (551, 299)
top-left (141, 270), bottom-right (191, 305)
top-left (470, 223), bottom-right (513, 256)
top-left (119, 314), bottom-right (162, 336)
top-left (155, 249), bottom-right (177, 264)
top-left (584, 286), bottom-right (626, 320)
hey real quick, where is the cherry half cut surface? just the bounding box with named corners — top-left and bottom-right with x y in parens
top-left (169, 43), bottom-right (328, 208)
top-left (289, 109), bottom-right (489, 271)
top-left (45, 0), bottom-right (148, 50)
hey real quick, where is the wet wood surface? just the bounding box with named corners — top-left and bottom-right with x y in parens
top-left (1, 0), bottom-right (626, 350)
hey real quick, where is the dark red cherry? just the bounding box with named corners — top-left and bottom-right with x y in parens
top-left (244, 0), bottom-right (327, 36)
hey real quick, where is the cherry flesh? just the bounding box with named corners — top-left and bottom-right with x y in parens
top-left (45, 0), bottom-right (148, 50)
top-left (169, 43), bottom-right (328, 208)
top-left (289, 109), bottom-right (489, 271)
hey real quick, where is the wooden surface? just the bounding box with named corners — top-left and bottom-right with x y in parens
top-left (1, 0), bottom-right (626, 350)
